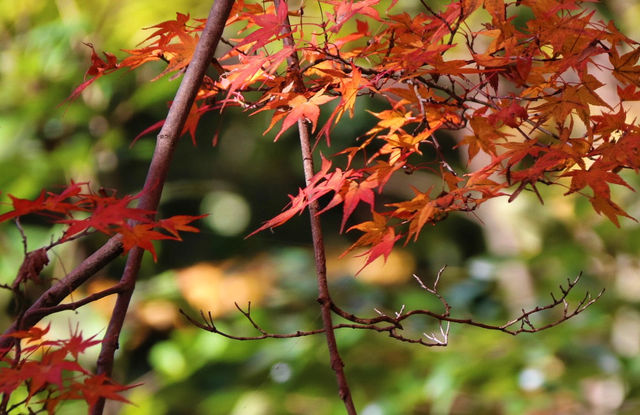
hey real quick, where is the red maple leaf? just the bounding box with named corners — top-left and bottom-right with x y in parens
top-left (488, 100), bottom-right (528, 128)
top-left (235, 0), bottom-right (290, 54)
top-left (133, 101), bottom-right (216, 145)
top-left (66, 44), bottom-right (119, 102)
top-left (22, 349), bottom-right (87, 400)
top-left (0, 182), bottom-right (84, 223)
top-left (59, 193), bottom-right (153, 240)
top-left (4, 324), bottom-right (51, 344)
top-left (61, 325), bottom-right (102, 360)
top-left (324, 0), bottom-right (382, 33)
top-left (158, 214), bottom-right (207, 239)
top-left (68, 373), bottom-right (137, 410)
top-left (337, 178), bottom-right (377, 232)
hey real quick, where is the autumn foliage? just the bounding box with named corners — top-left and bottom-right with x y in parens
top-left (0, 325), bottom-right (134, 413)
top-left (2, 0), bottom-right (640, 412)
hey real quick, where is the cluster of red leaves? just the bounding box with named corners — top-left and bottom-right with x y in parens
top-left (0, 325), bottom-right (135, 413)
top-left (70, 0), bottom-right (640, 267)
top-left (0, 181), bottom-right (204, 261)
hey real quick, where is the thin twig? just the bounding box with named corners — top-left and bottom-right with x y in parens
top-left (185, 268), bottom-right (601, 351)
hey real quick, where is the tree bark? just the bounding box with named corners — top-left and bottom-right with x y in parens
top-left (91, 1), bottom-right (235, 413)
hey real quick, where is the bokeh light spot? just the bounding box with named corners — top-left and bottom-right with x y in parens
top-left (201, 190), bottom-right (251, 236)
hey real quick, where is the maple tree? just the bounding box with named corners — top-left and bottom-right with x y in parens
top-left (2, 0), bottom-right (640, 413)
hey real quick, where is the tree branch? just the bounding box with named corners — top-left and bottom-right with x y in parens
top-left (273, 0), bottom-right (358, 413)
top-left (183, 268), bottom-right (602, 349)
top-left (90, 1), bottom-right (235, 413)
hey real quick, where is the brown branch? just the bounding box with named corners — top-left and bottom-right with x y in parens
top-left (180, 305), bottom-right (326, 340)
top-left (381, 271), bottom-right (604, 336)
top-left (274, 1), bottom-right (357, 413)
top-left (180, 304), bottom-right (444, 345)
top-left (183, 268), bottom-right (602, 359)
top-left (90, 1), bottom-right (235, 414)
top-left (34, 283), bottom-right (126, 316)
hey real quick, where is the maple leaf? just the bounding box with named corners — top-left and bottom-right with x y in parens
top-left (71, 373), bottom-right (137, 410)
top-left (158, 214), bottom-right (207, 239)
top-left (66, 44), bottom-right (119, 102)
top-left (0, 181), bottom-right (84, 223)
top-left (59, 193), bottom-right (153, 240)
top-left (485, 0), bottom-right (506, 19)
top-left (591, 106), bottom-right (629, 139)
top-left (387, 187), bottom-right (441, 242)
top-left (0, 366), bottom-right (22, 395)
top-left (366, 110), bottom-right (414, 136)
top-left (462, 0), bottom-right (482, 16)
top-left (617, 84), bottom-right (640, 101)
top-left (133, 100), bottom-right (217, 145)
top-left (119, 223), bottom-right (173, 261)
top-left (332, 177), bottom-right (377, 232)
top-left (138, 12), bottom-right (192, 46)
top-left (343, 212), bottom-right (400, 273)
top-left (274, 90), bottom-right (337, 141)
top-left (120, 13), bottom-right (199, 75)
top-left (610, 47), bottom-right (640, 86)
top-left (155, 34), bottom-right (200, 80)
top-left (596, 132), bottom-right (640, 170)
top-left (505, 145), bottom-right (574, 186)
top-left (23, 349), bottom-right (87, 400)
top-left (119, 45), bottom-right (163, 71)
top-left (336, 64), bottom-right (363, 122)
top-left (5, 324), bottom-right (51, 344)
top-left (533, 75), bottom-right (609, 126)
top-left (248, 189), bottom-right (309, 237)
top-left (324, 0), bottom-right (382, 33)
top-left (248, 156), bottom-right (341, 237)
top-left (563, 167), bottom-right (634, 199)
top-left (590, 195), bottom-right (635, 227)
top-left (458, 116), bottom-right (507, 159)
top-left (219, 47), bottom-right (294, 103)
top-left (488, 100), bottom-right (528, 128)
top-left (235, 0), bottom-right (290, 54)
top-left (61, 325), bottom-right (102, 360)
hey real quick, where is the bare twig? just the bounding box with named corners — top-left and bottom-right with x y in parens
top-left (180, 307), bottom-right (396, 341)
top-left (394, 271), bottom-right (603, 336)
top-left (35, 283), bottom-right (126, 316)
top-left (185, 269), bottom-right (602, 351)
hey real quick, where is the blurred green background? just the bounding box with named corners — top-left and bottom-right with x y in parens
top-left (2, 0), bottom-right (640, 414)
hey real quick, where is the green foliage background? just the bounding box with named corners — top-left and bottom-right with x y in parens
top-left (2, 1), bottom-right (640, 414)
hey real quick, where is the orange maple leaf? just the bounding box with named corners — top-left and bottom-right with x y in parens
top-left (343, 212), bottom-right (401, 273)
top-left (590, 195), bottom-right (635, 227)
top-left (610, 47), bottom-right (640, 86)
top-left (119, 224), bottom-right (173, 262)
top-left (564, 167), bottom-right (633, 199)
top-left (274, 90), bottom-right (337, 141)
